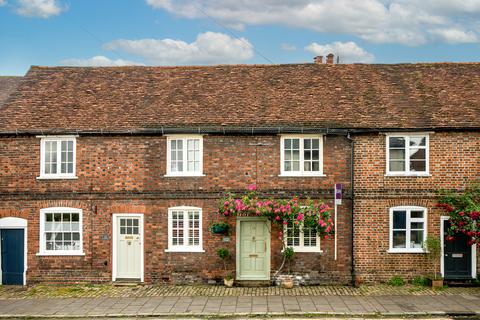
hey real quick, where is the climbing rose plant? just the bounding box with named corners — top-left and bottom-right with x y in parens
top-left (437, 185), bottom-right (480, 245)
top-left (218, 184), bottom-right (334, 240)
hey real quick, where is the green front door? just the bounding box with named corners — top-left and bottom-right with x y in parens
top-left (236, 218), bottom-right (270, 280)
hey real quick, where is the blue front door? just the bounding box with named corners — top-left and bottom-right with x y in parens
top-left (1, 229), bottom-right (24, 285)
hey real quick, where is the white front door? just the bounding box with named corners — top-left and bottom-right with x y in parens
top-left (236, 218), bottom-right (270, 280)
top-left (115, 216), bottom-right (142, 280)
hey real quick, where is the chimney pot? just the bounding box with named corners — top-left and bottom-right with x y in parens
top-left (326, 53), bottom-right (334, 64)
top-left (314, 56), bottom-right (323, 64)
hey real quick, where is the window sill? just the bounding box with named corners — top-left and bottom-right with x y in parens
top-left (385, 173), bottom-right (430, 177)
top-left (36, 252), bottom-right (85, 256)
top-left (165, 248), bottom-right (205, 253)
top-left (279, 174), bottom-right (326, 178)
top-left (387, 249), bottom-right (425, 254)
top-left (164, 174), bottom-right (205, 178)
top-left (289, 248), bottom-right (323, 253)
top-left (37, 175), bottom-right (78, 180)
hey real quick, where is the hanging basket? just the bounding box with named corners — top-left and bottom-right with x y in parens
top-left (211, 223), bottom-right (230, 234)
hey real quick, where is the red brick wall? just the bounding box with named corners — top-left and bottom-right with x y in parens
top-left (354, 132), bottom-right (480, 283)
top-left (0, 134), bottom-right (353, 284)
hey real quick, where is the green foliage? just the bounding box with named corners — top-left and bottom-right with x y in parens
top-left (217, 248), bottom-right (230, 261)
top-left (388, 275), bottom-right (405, 286)
top-left (412, 276), bottom-right (430, 287)
top-left (424, 235), bottom-right (442, 279)
top-left (224, 273), bottom-right (233, 281)
top-left (210, 222), bottom-right (230, 234)
top-left (283, 247), bottom-right (295, 261)
top-left (437, 184), bottom-right (480, 245)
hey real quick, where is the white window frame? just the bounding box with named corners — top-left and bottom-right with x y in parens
top-left (38, 135), bottom-right (78, 179)
top-left (279, 134), bottom-right (325, 177)
top-left (37, 207), bottom-right (84, 256)
top-left (284, 221), bottom-right (322, 253)
top-left (388, 206), bottom-right (427, 253)
top-left (385, 133), bottom-right (430, 176)
top-left (166, 206), bottom-right (204, 252)
top-left (165, 135), bottom-right (204, 177)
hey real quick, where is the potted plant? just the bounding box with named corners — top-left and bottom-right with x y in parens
top-left (217, 248), bottom-right (234, 287)
top-left (424, 235), bottom-right (443, 288)
top-left (281, 247), bottom-right (295, 289)
top-left (211, 222), bottom-right (230, 235)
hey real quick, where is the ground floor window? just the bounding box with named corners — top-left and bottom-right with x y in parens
top-left (39, 207), bottom-right (83, 255)
top-left (285, 221), bottom-right (321, 252)
top-left (167, 207), bottom-right (203, 252)
top-left (389, 206), bottom-right (426, 253)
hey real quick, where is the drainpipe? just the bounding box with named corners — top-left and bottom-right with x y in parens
top-left (346, 131), bottom-right (356, 286)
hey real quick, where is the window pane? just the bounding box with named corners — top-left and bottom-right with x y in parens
top-left (410, 230), bottom-right (423, 248)
top-left (389, 149), bottom-right (405, 160)
top-left (392, 211), bottom-right (406, 229)
top-left (304, 161), bottom-right (311, 171)
top-left (410, 211), bottom-right (423, 219)
top-left (409, 148), bottom-right (425, 160)
top-left (284, 150), bottom-right (291, 160)
top-left (411, 222), bottom-right (423, 229)
top-left (284, 161), bottom-right (291, 171)
top-left (389, 160), bottom-right (405, 172)
top-left (312, 150), bottom-right (319, 161)
top-left (410, 160), bottom-right (426, 172)
top-left (410, 137), bottom-right (426, 147)
top-left (304, 150), bottom-right (311, 161)
top-left (392, 231), bottom-right (406, 248)
top-left (304, 139), bottom-right (311, 149)
top-left (312, 139), bottom-right (319, 149)
top-left (389, 137), bottom-right (405, 148)
top-left (284, 139), bottom-right (291, 149)
top-left (312, 161), bottom-right (320, 171)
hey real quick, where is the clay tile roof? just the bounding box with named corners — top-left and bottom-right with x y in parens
top-left (0, 76), bottom-right (22, 108)
top-left (0, 63), bottom-right (479, 133)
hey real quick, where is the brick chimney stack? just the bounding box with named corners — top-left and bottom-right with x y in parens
top-left (326, 53), bottom-right (334, 64)
top-left (314, 56), bottom-right (323, 64)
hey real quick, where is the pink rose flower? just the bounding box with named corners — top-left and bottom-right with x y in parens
top-left (248, 184), bottom-right (257, 191)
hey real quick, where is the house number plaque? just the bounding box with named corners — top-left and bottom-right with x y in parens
top-left (452, 253), bottom-right (463, 258)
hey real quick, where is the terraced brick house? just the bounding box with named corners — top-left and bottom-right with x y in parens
top-left (0, 61), bottom-right (478, 285)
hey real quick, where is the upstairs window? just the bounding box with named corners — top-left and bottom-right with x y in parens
top-left (389, 206), bottom-right (427, 253)
top-left (166, 136), bottom-right (203, 176)
top-left (166, 207), bottom-right (203, 252)
top-left (280, 135), bottom-right (324, 176)
top-left (285, 221), bottom-right (321, 252)
top-left (39, 136), bottom-right (77, 179)
top-left (387, 134), bottom-right (429, 175)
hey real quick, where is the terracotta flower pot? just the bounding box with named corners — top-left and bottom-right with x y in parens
top-left (282, 277), bottom-right (294, 289)
top-left (431, 279), bottom-right (443, 289)
top-left (224, 278), bottom-right (234, 287)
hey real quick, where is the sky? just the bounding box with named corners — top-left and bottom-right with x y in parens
top-left (1, 0), bottom-right (480, 76)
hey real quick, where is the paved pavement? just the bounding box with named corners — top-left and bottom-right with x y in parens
top-left (1, 293), bottom-right (479, 318)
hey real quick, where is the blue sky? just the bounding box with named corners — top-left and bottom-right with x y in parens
top-left (1, 0), bottom-right (480, 76)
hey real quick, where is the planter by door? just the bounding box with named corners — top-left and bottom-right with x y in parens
top-left (112, 214), bottom-right (144, 282)
top-left (236, 217), bottom-right (270, 280)
top-left (442, 219), bottom-right (476, 280)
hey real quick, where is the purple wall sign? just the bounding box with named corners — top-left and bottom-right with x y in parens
top-left (335, 183), bottom-right (342, 205)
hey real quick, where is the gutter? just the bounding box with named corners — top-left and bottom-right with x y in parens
top-left (346, 131), bottom-right (356, 287)
top-left (0, 126), bottom-right (478, 137)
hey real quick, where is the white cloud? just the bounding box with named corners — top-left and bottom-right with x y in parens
top-left (0, 0), bottom-right (7, 7)
top-left (16, 0), bottom-right (64, 18)
top-left (305, 41), bottom-right (374, 63)
top-left (429, 28), bottom-right (479, 43)
top-left (103, 31), bottom-right (254, 65)
top-left (60, 56), bottom-right (145, 67)
top-left (281, 43), bottom-right (297, 51)
top-left (145, 0), bottom-right (480, 45)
